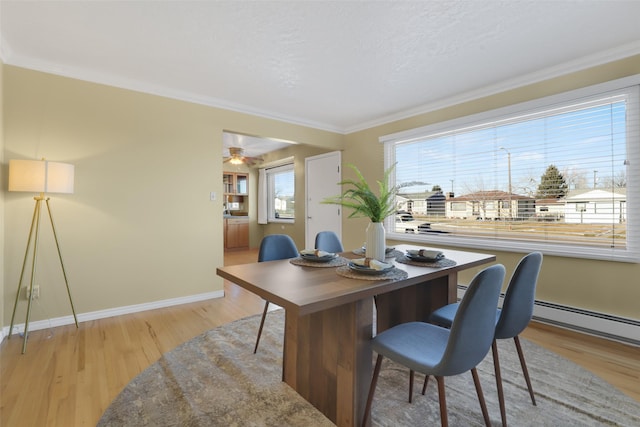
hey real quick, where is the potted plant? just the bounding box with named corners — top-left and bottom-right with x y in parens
top-left (323, 163), bottom-right (398, 261)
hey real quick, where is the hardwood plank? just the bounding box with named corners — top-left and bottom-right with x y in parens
top-left (1, 248), bottom-right (638, 427)
top-left (520, 321), bottom-right (640, 402)
top-left (1, 249), bottom-right (264, 427)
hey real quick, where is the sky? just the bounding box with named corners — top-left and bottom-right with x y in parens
top-left (395, 98), bottom-right (628, 197)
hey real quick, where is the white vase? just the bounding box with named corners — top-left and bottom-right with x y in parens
top-left (365, 222), bottom-right (386, 262)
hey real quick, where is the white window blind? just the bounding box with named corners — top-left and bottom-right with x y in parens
top-left (382, 77), bottom-right (640, 262)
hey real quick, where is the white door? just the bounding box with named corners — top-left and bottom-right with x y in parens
top-left (305, 151), bottom-right (342, 249)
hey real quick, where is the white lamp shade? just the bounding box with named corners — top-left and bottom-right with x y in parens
top-left (8, 159), bottom-right (75, 194)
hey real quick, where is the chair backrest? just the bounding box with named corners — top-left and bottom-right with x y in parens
top-left (494, 252), bottom-right (543, 339)
top-left (258, 234), bottom-right (299, 262)
top-left (437, 264), bottom-right (505, 376)
top-left (314, 231), bottom-right (344, 253)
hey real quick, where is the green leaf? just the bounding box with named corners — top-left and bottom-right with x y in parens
top-left (321, 163), bottom-right (398, 222)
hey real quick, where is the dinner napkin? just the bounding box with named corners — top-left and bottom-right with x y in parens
top-left (361, 245), bottom-right (395, 253)
top-left (352, 258), bottom-right (392, 270)
top-left (300, 249), bottom-right (333, 257)
top-left (406, 249), bottom-right (444, 259)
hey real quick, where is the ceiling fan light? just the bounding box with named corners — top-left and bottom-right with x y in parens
top-left (229, 157), bottom-right (244, 165)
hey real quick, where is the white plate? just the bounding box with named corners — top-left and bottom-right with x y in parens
top-left (348, 261), bottom-right (395, 275)
top-left (300, 253), bottom-right (338, 262)
top-left (406, 253), bottom-right (444, 262)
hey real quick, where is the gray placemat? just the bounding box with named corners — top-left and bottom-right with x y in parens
top-left (290, 256), bottom-right (349, 268)
top-left (335, 265), bottom-right (409, 281)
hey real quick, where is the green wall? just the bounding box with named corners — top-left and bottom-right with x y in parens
top-left (3, 54), bottom-right (640, 329)
top-left (0, 60), bottom-right (5, 332)
top-left (341, 55), bottom-right (640, 320)
top-left (2, 65), bottom-right (342, 324)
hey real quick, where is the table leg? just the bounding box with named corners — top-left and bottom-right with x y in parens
top-left (375, 272), bottom-right (458, 333)
top-left (283, 298), bottom-right (374, 427)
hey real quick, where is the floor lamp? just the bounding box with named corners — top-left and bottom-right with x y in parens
top-left (8, 159), bottom-right (79, 354)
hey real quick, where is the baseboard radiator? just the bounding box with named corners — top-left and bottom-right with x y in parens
top-left (457, 286), bottom-right (640, 347)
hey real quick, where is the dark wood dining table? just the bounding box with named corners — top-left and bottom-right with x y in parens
top-left (216, 244), bottom-right (495, 427)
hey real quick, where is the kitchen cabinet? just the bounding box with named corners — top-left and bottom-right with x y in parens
top-left (223, 172), bottom-right (249, 250)
top-left (223, 173), bottom-right (248, 195)
top-left (224, 217), bottom-right (249, 250)
top-left (223, 172), bottom-right (248, 213)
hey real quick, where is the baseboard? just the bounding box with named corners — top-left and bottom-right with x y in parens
top-left (5, 287), bottom-right (637, 348)
top-left (2, 290), bottom-right (225, 338)
top-left (457, 286), bottom-right (640, 346)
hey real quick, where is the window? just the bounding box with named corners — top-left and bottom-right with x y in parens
top-left (265, 163), bottom-right (295, 222)
top-left (451, 202), bottom-right (466, 211)
top-left (382, 77), bottom-right (640, 262)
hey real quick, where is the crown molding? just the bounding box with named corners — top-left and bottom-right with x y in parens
top-left (2, 52), bottom-right (344, 134)
top-left (4, 41), bottom-right (640, 136)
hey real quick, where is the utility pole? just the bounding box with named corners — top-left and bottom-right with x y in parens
top-left (500, 147), bottom-right (512, 219)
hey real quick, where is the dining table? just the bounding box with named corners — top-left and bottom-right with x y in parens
top-left (216, 243), bottom-right (496, 427)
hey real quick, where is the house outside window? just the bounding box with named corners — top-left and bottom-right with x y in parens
top-left (382, 77), bottom-right (639, 262)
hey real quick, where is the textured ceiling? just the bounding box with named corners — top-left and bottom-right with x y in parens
top-left (2, 0), bottom-right (640, 136)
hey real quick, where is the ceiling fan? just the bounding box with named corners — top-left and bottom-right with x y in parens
top-left (223, 147), bottom-right (263, 166)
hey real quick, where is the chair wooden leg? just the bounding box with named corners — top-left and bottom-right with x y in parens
top-left (362, 354), bottom-right (384, 427)
top-left (422, 374), bottom-right (430, 395)
top-left (253, 301), bottom-right (270, 354)
top-left (514, 335), bottom-right (536, 406)
top-left (492, 340), bottom-right (507, 427)
top-left (435, 376), bottom-right (448, 427)
top-left (471, 368), bottom-right (492, 427)
top-left (409, 370), bottom-right (414, 403)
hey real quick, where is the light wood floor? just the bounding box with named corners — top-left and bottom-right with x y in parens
top-left (1, 249), bottom-right (638, 426)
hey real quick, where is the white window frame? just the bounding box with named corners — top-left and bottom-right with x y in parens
top-left (265, 163), bottom-right (295, 223)
top-left (381, 76), bottom-right (640, 263)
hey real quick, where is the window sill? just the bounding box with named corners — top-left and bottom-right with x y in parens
top-left (387, 231), bottom-right (639, 264)
top-left (268, 218), bottom-right (295, 224)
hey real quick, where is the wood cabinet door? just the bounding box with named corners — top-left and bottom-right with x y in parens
top-left (225, 219), bottom-right (249, 250)
top-left (237, 221), bottom-right (249, 247)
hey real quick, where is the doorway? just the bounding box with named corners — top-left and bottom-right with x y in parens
top-left (305, 151), bottom-right (342, 248)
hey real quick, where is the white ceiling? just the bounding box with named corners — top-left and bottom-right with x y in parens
top-left (2, 1), bottom-right (640, 147)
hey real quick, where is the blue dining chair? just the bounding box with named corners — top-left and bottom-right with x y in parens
top-left (362, 264), bottom-right (505, 427)
top-left (253, 234), bottom-right (299, 353)
top-left (429, 252), bottom-right (543, 427)
top-left (314, 231), bottom-right (344, 253)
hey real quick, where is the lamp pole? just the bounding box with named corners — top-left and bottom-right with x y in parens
top-left (499, 147), bottom-right (512, 219)
top-left (7, 159), bottom-right (78, 353)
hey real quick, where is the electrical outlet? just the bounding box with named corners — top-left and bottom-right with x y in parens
top-left (24, 286), bottom-right (40, 300)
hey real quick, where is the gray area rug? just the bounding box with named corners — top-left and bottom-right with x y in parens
top-left (98, 310), bottom-right (640, 426)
